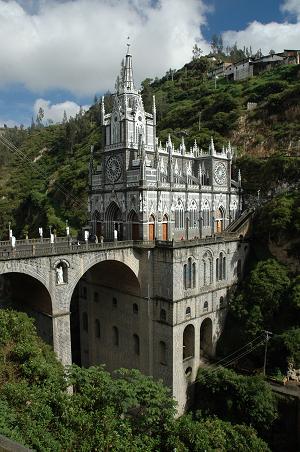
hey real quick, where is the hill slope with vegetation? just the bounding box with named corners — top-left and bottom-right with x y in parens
top-left (0, 57), bottom-right (300, 238)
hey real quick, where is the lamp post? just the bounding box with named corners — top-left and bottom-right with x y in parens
top-left (8, 221), bottom-right (12, 240)
top-left (214, 75), bottom-right (219, 89)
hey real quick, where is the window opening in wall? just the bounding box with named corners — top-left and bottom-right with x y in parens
top-left (133, 334), bottom-right (140, 355)
top-left (192, 262), bottom-right (196, 288)
top-left (203, 301), bottom-right (208, 312)
top-left (94, 292), bottom-right (99, 303)
top-left (112, 297), bottom-right (117, 308)
top-left (113, 326), bottom-right (119, 346)
top-left (237, 259), bottom-right (242, 278)
top-left (95, 319), bottom-right (100, 338)
top-left (159, 341), bottom-right (167, 365)
top-left (82, 312), bottom-right (88, 332)
top-left (183, 264), bottom-right (187, 289)
top-left (185, 366), bottom-right (192, 377)
top-left (186, 307), bottom-right (191, 317)
top-left (160, 308), bottom-right (167, 322)
top-left (133, 303), bottom-right (139, 314)
top-left (183, 324), bottom-right (195, 360)
top-left (219, 296), bottom-right (225, 309)
top-left (81, 286), bottom-right (87, 299)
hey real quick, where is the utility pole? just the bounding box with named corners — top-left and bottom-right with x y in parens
top-left (263, 330), bottom-right (272, 376)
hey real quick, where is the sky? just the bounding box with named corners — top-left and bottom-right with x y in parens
top-left (0, 0), bottom-right (299, 127)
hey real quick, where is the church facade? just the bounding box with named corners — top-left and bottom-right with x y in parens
top-left (88, 50), bottom-right (242, 242)
top-left (78, 49), bottom-right (247, 413)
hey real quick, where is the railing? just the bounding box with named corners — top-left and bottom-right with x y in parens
top-left (0, 232), bottom-right (245, 261)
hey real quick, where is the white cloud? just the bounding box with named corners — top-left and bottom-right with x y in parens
top-left (222, 0), bottom-right (300, 55)
top-left (33, 98), bottom-right (89, 123)
top-left (223, 20), bottom-right (300, 55)
top-left (0, 119), bottom-right (19, 128)
top-left (281, 0), bottom-right (300, 19)
top-left (0, 0), bottom-right (209, 95)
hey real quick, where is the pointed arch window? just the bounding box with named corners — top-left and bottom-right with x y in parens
top-left (133, 334), bottom-right (140, 355)
top-left (175, 200), bottom-right (184, 229)
top-left (113, 326), bottom-right (119, 346)
top-left (95, 319), bottom-right (101, 338)
top-left (159, 341), bottom-right (167, 365)
top-left (216, 252), bottom-right (226, 281)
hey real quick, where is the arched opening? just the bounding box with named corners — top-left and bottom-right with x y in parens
top-left (55, 261), bottom-right (68, 285)
top-left (159, 341), bottom-right (167, 365)
top-left (92, 210), bottom-right (102, 238)
top-left (70, 260), bottom-right (141, 369)
top-left (0, 272), bottom-right (53, 345)
top-left (200, 318), bottom-right (213, 359)
top-left (160, 308), bottom-right (167, 322)
top-left (133, 334), bottom-right (140, 355)
top-left (162, 214), bottom-right (168, 240)
top-left (183, 324), bottom-right (195, 361)
top-left (215, 207), bottom-right (224, 233)
top-left (105, 202), bottom-right (123, 241)
top-left (128, 210), bottom-right (139, 240)
top-left (149, 215), bottom-right (155, 240)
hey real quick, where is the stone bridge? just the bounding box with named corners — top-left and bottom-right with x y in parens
top-left (0, 238), bottom-right (155, 365)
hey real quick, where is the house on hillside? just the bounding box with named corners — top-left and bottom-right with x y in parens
top-left (208, 49), bottom-right (300, 82)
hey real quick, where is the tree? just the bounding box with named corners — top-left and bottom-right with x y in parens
top-left (171, 414), bottom-right (270, 452)
top-left (36, 107), bottom-right (44, 127)
top-left (210, 34), bottom-right (223, 55)
top-left (195, 367), bottom-right (278, 433)
top-left (192, 43), bottom-right (203, 60)
top-left (62, 110), bottom-right (68, 124)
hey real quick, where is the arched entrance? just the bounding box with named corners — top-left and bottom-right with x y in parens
top-left (162, 214), bottom-right (168, 240)
top-left (215, 207), bottom-right (224, 233)
top-left (70, 260), bottom-right (141, 370)
top-left (149, 215), bottom-right (155, 240)
top-left (128, 210), bottom-right (139, 240)
top-left (105, 202), bottom-right (123, 240)
top-left (0, 272), bottom-right (53, 345)
top-left (200, 318), bottom-right (213, 359)
top-left (183, 324), bottom-right (195, 360)
top-left (92, 210), bottom-right (102, 238)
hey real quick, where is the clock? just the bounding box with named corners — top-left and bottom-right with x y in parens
top-left (214, 163), bottom-right (226, 185)
top-left (106, 156), bottom-right (122, 183)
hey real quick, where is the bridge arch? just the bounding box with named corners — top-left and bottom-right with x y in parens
top-left (69, 258), bottom-right (142, 368)
top-left (0, 270), bottom-right (53, 345)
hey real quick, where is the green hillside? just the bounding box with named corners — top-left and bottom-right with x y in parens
top-left (0, 59), bottom-right (300, 238)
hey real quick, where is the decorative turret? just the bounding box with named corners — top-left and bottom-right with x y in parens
top-left (238, 169), bottom-right (242, 187)
top-left (122, 46), bottom-right (135, 93)
top-left (209, 137), bottom-right (215, 155)
top-left (100, 96), bottom-right (105, 126)
top-left (152, 95), bottom-right (156, 125)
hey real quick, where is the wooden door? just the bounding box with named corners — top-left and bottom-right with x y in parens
top-left (162, 222), bottom-right (168, 240)
top-left (216, 220), bottom-right (223, 233)
top-left (132, 223), bottom-right (139, 240)
top-left (149, 223), bottom-right (155, 241)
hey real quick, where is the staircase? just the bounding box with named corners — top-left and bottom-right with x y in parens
top-left (225, 208), bottom-right (255, 236)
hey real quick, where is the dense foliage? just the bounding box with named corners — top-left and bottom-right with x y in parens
top-left (0, 309), bottom-right (269, 451)
top-left (195, 367), bottom-right (277, 433)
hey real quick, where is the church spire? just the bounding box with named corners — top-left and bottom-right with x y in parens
top-left (122, 42), bottom-right (135, 92)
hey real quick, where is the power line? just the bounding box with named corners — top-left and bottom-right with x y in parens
top-left (0, 133), bottom-right (88, 212)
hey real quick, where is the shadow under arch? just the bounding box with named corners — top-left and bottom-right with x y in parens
top-left (200, 317), bottom-right (213, 359)
top-left (70, 259), bottom-right (141, 367)
top-left (0, 272), bottom-right (53, 345)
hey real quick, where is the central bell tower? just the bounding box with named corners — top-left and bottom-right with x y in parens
top-left (100, 48), bottom-right (156, 186)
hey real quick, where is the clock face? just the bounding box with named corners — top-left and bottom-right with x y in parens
top-left (214, 163), bottom-right (226, 185)
top-left (106, 156), bottom-right (122, 183)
